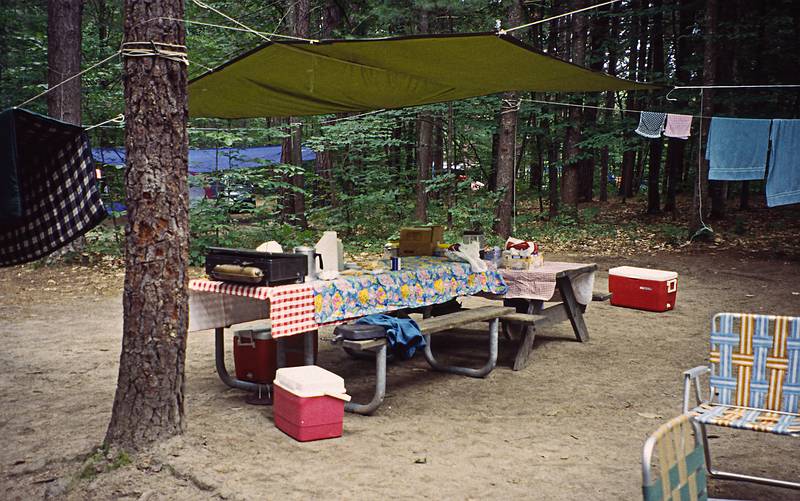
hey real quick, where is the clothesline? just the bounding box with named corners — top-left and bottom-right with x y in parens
top-left (522, 98), bottom-right (712, 119)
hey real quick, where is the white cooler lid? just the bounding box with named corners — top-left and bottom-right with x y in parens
top-left (274, 365), bottom-right (349, 400)
top-left (608, 266), bottom-right (677, 281)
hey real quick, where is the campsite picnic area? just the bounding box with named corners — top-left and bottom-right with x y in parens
top-left (1, 242), bottom-right (799, 499)
top-left (2, 0), bottom-right (800, 499)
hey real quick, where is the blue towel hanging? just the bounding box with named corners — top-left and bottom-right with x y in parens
top-left (766, 119), bottom-right (800, 207)
top-left (706, 117), bottom-right (772, 181)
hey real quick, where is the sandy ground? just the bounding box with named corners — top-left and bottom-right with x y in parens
top-left (1, 251), bottom-right (799, 500)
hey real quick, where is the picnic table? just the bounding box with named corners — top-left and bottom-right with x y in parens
top-left (495, 261), bottom-right (598, 371)
top-left (188, 256), bottom-right (508, 394)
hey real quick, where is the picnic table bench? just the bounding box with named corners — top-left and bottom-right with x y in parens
top-left (335, 305), bottom-right (515, 415)
top-left (491, 262), bottom-right (600, 371)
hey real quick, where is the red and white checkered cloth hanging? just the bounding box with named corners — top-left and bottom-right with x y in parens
top-left (189, 279), bottom-right (317, 337)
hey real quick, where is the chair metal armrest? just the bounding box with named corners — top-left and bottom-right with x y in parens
top-left (682, 365), bottom-right (710, 413)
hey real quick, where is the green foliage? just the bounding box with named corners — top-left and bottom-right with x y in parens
top-left (79, 444), bottom-right (131, 480)
top-left (658, 224), bottom-right (687, 246)
top-left (7, 0), bottom-right (799, 260)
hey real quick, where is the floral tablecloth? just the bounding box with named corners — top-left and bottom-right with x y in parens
top-left (312, 256), bottom-right (508, 324)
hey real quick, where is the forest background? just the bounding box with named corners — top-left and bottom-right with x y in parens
top-left (2, 0), bottom-right (800, 263)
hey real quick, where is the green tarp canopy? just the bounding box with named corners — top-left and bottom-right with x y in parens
top-left (189, 32), bottom-right (657, 119)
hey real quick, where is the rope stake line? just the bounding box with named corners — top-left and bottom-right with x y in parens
top-left (666, 84), bottom-right (800, 101)
top-left (501, 0), bottom-right (622, 34)
top-left (85, 114), bottom-right (125, 131)
top-left (121, 42), bottom-right (189, 65)
top-left (17, 51), bottom-right (122, 109)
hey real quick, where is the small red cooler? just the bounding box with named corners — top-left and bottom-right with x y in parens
top-left (233, 325), bottom-right (318, 384)
top-left (273, 366), bottom-right (350, 442)
top-left (608, 266), bottom-right (678, 312)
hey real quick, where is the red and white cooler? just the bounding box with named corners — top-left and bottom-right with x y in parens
top-left (608, 266), bottom-right (678, 312)
top-left (233, 325), bottom-right (318, 384)
top-left (273, 365), bottom-right (350, 442)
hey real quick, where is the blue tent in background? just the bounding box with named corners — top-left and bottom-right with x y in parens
top-left (92, 145), bottom-right (316, 172)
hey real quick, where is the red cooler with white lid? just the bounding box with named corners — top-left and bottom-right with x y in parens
top-left (273, 365), bottom-right (350, 442)
top-left (608, 266), bottom-right (678, 312)
top-left (233, 324), bottom-right (318, 384)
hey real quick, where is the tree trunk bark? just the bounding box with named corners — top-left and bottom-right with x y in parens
top-left (646, 0), bottom-right (664, 214)
top-left (690, 0), bottom-right (717, 238)
top-left (561, 0), bottom-right (586, 211)
top-left (106, 0), bottom-right (189, 451)
top-left (414, 9), bottom-right (432, 222)
top-left (288, 0), bottom-right (309, 228)
top-left (665, 0), bottom-right (690, 214)
top-left (600, 3), bottom-right (618, 203)
top-left (494, 93), bottom-right (518, 238)
top-left (620, 1), bottom-right (640, 201)
top-left (279, 119), bottom-right (294, 221)
top-left (493, 0), bottom-right (523, 238)
top-left (46, 0), bottom-right (85, 258)
top-left (47, 0), bottom-right (82, 125)
top-left (415, 113), bottom-right (432, 222)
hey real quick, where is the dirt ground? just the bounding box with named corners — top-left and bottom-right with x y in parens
top-left (1, 250), bottom-right (798, 500)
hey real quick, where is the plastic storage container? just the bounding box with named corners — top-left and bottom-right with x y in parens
top-left (233, 325), bottom-right (318, 384)
top-left (273, 366), bottom-right (350, 442)
top-left (608, 266), bottom-right (678, 312)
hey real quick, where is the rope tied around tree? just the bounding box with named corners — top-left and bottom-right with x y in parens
top-left (121, 41), bottom-right (189, 65)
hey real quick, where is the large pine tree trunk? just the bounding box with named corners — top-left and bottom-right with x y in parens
top-left (562, 0), bottom-right (586, 211)
top-left (106, 0), bottom-right (189, 451)
top-left (621, 0), bottom-right (643, 201)
top-left (493, 0), bottom-right (523, 238)
top-left (415, 113), bottom-right (432, 222)
top-left (665, 0), bottom-right (691, 214)
top-left (690, 0), bottom-right (717, 238)
top-left (600, 4), bottom-right (618, 203)
top-left (289, 0), bottom-right (309, 228)
top-left (494, 94), bottom-right (518, 237)
top-left (47, 0), bottom-right (82, 124)
top-left (546, 6), bottom-right (561, 217)
top-left (414, 9), bottom-right (432, 222)
top-left (46, 0), bottom-right (85, 258)
top-left (646, 0), bottom-right (664, 214)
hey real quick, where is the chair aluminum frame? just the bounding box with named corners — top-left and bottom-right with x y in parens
top-left (642, 415), bottom-right (708, 499)
top-left (683, 365), bottom-right (800, 490)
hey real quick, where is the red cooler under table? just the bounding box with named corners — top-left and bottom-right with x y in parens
top-left (273, 366), bottom-right (350, 442)
top-left (608, 266), bottom-right (678, 312)
top-left (233, 325), bottom-right (318, 384)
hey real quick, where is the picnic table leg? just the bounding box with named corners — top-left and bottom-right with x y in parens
top-left (501, 299), bottom-right (542, 371)
top-left (556, 276), bottom-right (589, 343)
top-left (512, 300), bottom-right (541, 371)
top-left (345, 344), bottom-right (387, 415)
top-left (214, 327), bottom-right (260, 392)
top-left (304, 330), bottom-right (316, 365)
top-left (275, 336), bottom-right (287, 368)
top-left (423, 318), bottom-right (499, 378)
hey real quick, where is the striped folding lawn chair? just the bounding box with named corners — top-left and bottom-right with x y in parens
top-left (642, 415), bottom-right (710, 501)
top-left (683, 313), bottom-right (800, 489)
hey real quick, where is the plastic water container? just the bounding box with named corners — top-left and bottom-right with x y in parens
top-left (273, 366), bottom-right (350, 442)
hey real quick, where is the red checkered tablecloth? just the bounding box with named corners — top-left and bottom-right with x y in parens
top-left (500, 261), bottom-right (595, 304)
top-left (189, 279), bottom-right (317, 337)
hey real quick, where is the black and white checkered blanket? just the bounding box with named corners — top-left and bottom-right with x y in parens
top-left (0, 108), bottom-right (106, 267)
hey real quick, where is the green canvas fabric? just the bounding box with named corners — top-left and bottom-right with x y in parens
top-left (189, 32), bottom-right (657, 119)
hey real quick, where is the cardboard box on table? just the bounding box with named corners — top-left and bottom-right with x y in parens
top-left (399, 225), bottom-right (444, 256)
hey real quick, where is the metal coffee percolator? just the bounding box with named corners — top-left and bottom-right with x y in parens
top-left (293, 245), bottom-right (323, 282)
